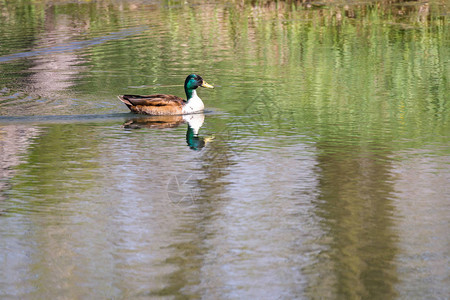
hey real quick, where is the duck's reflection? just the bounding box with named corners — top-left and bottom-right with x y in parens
top-left (123, 113), bottom-right (213, 150)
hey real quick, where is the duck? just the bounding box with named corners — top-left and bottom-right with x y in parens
top-left (118, 74), bottom-right (214, 115)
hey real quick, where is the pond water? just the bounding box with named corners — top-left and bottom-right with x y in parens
top-left (0, 0), bottom-right (449, 299)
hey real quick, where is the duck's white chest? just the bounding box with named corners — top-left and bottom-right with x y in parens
top-left (182, 91), bottom-right (204, 114)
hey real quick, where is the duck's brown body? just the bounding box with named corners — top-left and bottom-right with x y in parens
top-left (118, 94), bottom-right (186, 115)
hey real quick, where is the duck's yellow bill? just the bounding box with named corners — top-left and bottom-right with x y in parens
top-left (201, 81), bottom-right (214, 88)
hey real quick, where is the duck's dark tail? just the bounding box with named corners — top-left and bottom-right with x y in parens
top-left (118, 95), bottom-right (133, 109)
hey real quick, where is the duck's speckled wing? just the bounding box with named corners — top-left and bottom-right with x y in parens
top-left (118, 94), bottom-right (186, 115)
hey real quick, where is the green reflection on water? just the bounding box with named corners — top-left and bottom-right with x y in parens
top-left (0, 0), bottom-right (449, 299)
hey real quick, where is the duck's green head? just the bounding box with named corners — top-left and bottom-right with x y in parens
top-left (184, 74), bottom-right (214, 99)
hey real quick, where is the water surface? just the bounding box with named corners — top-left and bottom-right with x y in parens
top-left (0, 0), bottom-right (449, 299)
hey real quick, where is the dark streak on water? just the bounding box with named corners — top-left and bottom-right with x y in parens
top-left (0, 27), bottom-right (147, 63)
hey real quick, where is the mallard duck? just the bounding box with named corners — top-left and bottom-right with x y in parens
top-left (118, 74), bottom-right (214, 115)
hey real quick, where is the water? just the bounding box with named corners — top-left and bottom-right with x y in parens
top-left (0, 0), bottom-right (449, 299)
